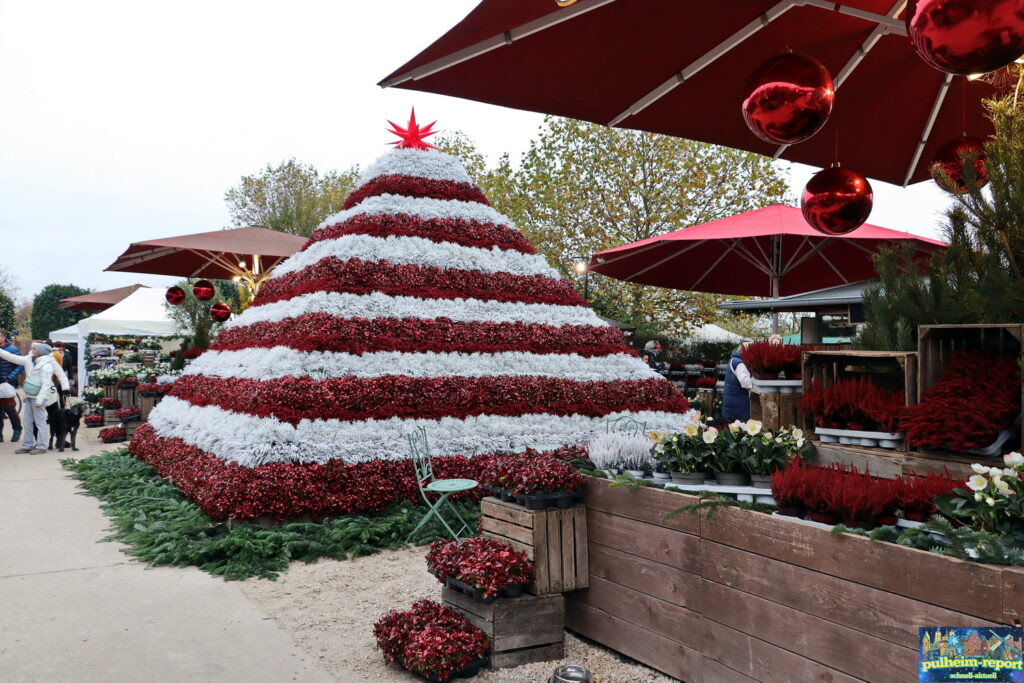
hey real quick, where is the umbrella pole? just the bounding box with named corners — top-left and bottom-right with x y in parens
top-left (771, 242), bottom-right (781, 335)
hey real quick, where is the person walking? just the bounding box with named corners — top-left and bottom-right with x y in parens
top-left (0, 342), bottom-right (69, 454)
top-left (722, 342), bottom-right (753, 423)
top-left (641, 340), bottom-right (663, 370)
top-left (0, 331), bottom-right (24, 443)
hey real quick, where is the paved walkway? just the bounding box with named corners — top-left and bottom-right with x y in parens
top-left (0, 421), bottom-right (335, 682)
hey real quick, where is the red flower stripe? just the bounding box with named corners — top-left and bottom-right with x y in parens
top-left (170, 375), bottom-right (688, 426)
top-left (255, 257), bottom-right (584, 308)
top-left (213, 314), bottom-right (630, 358)
top-left (129, 423), bottom-right (488, 520)
top-left (342, 174), bottom-right (489, 210)
top-left (309, 214), bottom-right (536, 255)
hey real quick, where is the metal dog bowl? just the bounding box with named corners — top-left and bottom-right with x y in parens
top-left (549, 664), bottom-right (593, 683)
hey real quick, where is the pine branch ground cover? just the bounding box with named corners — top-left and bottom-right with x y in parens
top-left (60, 449), bottom-right (480, 581)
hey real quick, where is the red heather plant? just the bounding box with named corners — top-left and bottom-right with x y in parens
top-left (742, 341), bottom-right (806, 375)
top-left (694, 377), bottom-right (718, 389)
top-left (770, 458), bottom-right (817, 510)
top-left (800, 378), bottom-right (905, 432)
top-left (99, 397), bottom-right (121, 410)
top-left (373, 600), bottom-right (489, 680)
top-left (822, 467), bottom-right (899, 526)
top-left (895, 470), bottom-right (960, 520)
top-left (115, 376), bottom-right (139, 388)
top-left (902, 351), bottom-right (1021, 452)
top-left (114, 406), bottom-right (141, 420)
top-left (99, 427), bottom-right (127, 442)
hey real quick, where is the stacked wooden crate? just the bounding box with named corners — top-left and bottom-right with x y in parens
top-left (439, 497), bottom-right (588, 669)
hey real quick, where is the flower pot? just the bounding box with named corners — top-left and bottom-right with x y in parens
top-left (753, 370), bottom-right (780, 380)
top-left (499, 488), bottom-right (515, 502)
top-left (652, 471), bottom-right (671, 481)
top-left (102, 437), bottom-right (127, 444)
top-left (775, 503), bottom-right (804, 518)
top-left (713, 472), bottom-right (750, 486)
top-left (554, 492), bottom-right (575, 509)
top-left (805, 511), bottom-right (838, 525)
top-left (671, 471), bottom-right (707, 485)
top-left (877, 515), bottom-right (898, 526)
top-left (501, 582), bottom-right (526, 598)
top-left (750, 474), bottom-right (773, 489)
top-left (624, 469), bottom-right (645, 479)
top-left (903, 510), bottom-right (929, 522)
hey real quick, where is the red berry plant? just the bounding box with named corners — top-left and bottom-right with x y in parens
top-left (372, 600), bottom-right (489, 681)
top-left (426, 537), bottom-right (534, 599)
top-left (901, 351), bottom-right (1021, 453)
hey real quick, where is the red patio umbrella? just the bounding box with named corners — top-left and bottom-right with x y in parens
top-left (58, 284), bottom-right (145, 311)
top-left (587, 204), bottom-right (946, 298)
top-left (105, 226), bottom-right (307, 297)
top-left (381, 0), bottom-right (1002, 187)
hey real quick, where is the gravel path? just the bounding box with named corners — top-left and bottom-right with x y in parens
top-left (241, 547), bottom-right (678, 683)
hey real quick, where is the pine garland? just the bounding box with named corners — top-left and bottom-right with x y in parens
top-left (60, 450), bottom-right (480, 581)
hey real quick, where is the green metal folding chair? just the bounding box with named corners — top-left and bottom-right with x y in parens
top-left (605, 415), bottom-right (648, 438)
top-left (405, 426), bottom-right (478, 542)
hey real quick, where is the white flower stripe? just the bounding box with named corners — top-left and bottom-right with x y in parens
top-left (149, 396), bottom-right (696, 467)
top-left (316, 194), bottom-right (512, 231)
top-left (358, 149), bottom-right (472, 186)
top-left (273, 233), bottom-right (557, 279)
top-left (227, 291), bottom-right (608, 329)
top-left (185, 347), bottom-right (660, 382)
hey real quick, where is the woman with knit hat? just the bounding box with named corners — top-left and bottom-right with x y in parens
top-left (0, 342), bottom-right (69, 454)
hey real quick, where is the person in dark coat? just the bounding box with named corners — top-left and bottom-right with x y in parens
top-left (722, 343), bottom-right (752, 423)
top-left (0, 331), bottom-right (24, 442)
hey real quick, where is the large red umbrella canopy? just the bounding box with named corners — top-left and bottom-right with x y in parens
top-left (588, 204), bottom-right (946, 297)
top-left (381, 0), bottom-right (1000, 186)
top-left (58, 284), bottom-right (145, 311)
top-left (105, 226), bottom-right (307, 280)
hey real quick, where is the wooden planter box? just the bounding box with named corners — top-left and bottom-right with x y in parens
top-left (116, 388), bottom-right (136, 409)
top-left (919, 323), bottom-right (1024, 450)
top-left (479, 497), bottom-right (588, 595)
top-left (800, 350), bottom-right (918, 447)
top-left (103, 385), bottom-right (117, 400)
top-left (565, 476), bottom-right (1024, 682)
top-left (103, 410), bottom-right (118, 425)
top-left (139, 395), bottom-right (159, 421)
top-left (442, 586), bottom-right (564, 669)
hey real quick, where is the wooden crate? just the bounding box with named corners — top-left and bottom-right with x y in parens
top-left (808, 442), bottom-right (977, 481)
top-left (750, 392), bottom-right (800, 432)
top-left (479, 497), bottom-right (588, 595)
top-left (139, 395), bottom-right (159, 421)
top-left (442, 586), bottom-right (564, 669)
top-left (918, 323), bottom-right (1024, 396)
top-left (801, 350), bottom-right (918, 444)
top-left (116, 388), bottom-right (136, 410)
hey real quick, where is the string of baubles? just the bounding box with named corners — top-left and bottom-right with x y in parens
top-left (165, 281), bottom-right (233, 322)
top-left (740, 2), bottom-right (1021, 235)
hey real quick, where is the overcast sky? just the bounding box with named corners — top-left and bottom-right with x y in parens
top-left (0, 0), bottom-right (953, 301)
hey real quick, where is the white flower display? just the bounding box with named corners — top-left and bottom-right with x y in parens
top-left (702, 427), bottom-right (719, 444)
top-left (745, 420), bottom-right (763, 436)
top-left (1005, 452), bottom-right (1024, 467)
top-left (187, 347), bottom-right (660, 382)
top-left (972, 463), bottom-right (990, 474)
top-left (274, 232), bottom-right (557, 279)
top-left (967, 474), bottom-right (988, 491)
top-left (358, 149), bottom-right (472, 186)
top-left (228, 290), bottom-right (607, 330)
top-left (317, 193), bottom-right (514, 232)
top-left (587, 432), bottom-right (655, 471)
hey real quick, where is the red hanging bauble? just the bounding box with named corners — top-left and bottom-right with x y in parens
top-left (210, 301), bottom-right (232, 323)
top-left (741, 53), bottom-right (835, 145)
top-left (800, 166), bottom-right (874, 236)
top-left (931, 135), bottom-right (988, 192)
top-left (192, 279), bottom-right (215, 301)
top-left (906, 0), bottom-right (1024, 75)
top-left (165, 286), bottom-right (186, 306)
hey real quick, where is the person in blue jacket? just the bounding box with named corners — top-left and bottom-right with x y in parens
top-left (722, 342), bottom-right (752, 423)
top-left (0, 331), bottom-right (24, 442)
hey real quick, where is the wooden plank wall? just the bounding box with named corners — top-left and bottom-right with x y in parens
top-left (565, 477), bottom-right (1024, 682)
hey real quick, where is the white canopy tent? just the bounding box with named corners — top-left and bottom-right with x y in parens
top-left (686, 323), bottom-right (745, 343)
top-left (47, 287), bottom-right (181, 389)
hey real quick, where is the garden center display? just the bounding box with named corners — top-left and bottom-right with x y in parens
top-left (130, 117), bottom-right (695, 520)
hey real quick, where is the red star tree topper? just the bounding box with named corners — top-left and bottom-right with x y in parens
top-left (386, 109), bottom-right (439, 150)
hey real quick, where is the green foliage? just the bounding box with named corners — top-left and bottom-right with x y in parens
top-left (224, 158), bottom-right (361, 237)
top-left (0, 291), bottom-right (14, 334)
top-left (31, 283), bottom-right (90, 339)
top-left (859, 84), bottom-right (1024, 349)
top-left (163, 279), bottom-right (241, 349)
top-left (832, 516), bottom-right (1024, 565)
top-left (61, 450), bottom-right (480, 581)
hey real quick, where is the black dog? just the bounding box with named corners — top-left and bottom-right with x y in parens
top-left (48, 402), bottom-right (85, 452)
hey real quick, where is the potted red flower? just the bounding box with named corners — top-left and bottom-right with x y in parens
top-left (99, 397), bottom-right (121, 410)
top-left (505, 456), bottom-right (584, 510)
top-left (137, 382), bottom-right (172, 397)
top-left (693, 377), bottom-right (718, 390)
top-left (84, 413), bottom-right (105, 428)
top-left (99, 427), bottom-right (127, 444)
top-left (373, 600), bottom-right (490, 682)
top-left (427, 538), bottom-right (534, 603)
top-left (114, 406), bottom-right (141, 422)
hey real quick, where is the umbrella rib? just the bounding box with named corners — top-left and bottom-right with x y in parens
top-left (380, 0), bottom-right (619, 87)
top-left (731, 240), bottom-right (774, 277)
top-left (784, 238), bottom-right (835, 273)
top-left (188, 250), bottom-right (227, 278)
top-left (619, 241), bottom-right (705, 280)
top-left (591, 241), bottom-right (670, 268)
top-left (690, 243), bottom-right (743, 290)
top-left (608, 0), bottom-right (795, 126)
top-left (903, 73), bottom-right (955, 186)
top-left (773, 0), bottom-right (907, 160)
top-left (780, 236), bottom-right (813, 273)
top-left (105, 246), bottom-right (179, 270)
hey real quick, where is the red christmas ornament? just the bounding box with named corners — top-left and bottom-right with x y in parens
top-left (386, 109), bottom-right (438, 150)
top-left (931, 135), bottom-right (988, 192)
top-left (906, 0), bottom-right (1024, 75)
top-left (741, 53), bottom-right (835, 145)
top-left (165, 286), bottom-right (186, 306)
top-left (192, 280), bottom-right (215, 301)
top-left (800, 166), bottom-right (874, 235)
top-left (210, 301), bottom-right (232, 323)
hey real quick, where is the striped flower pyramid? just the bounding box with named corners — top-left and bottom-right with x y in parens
top-left (131, 116), bottom-right (693, 519)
